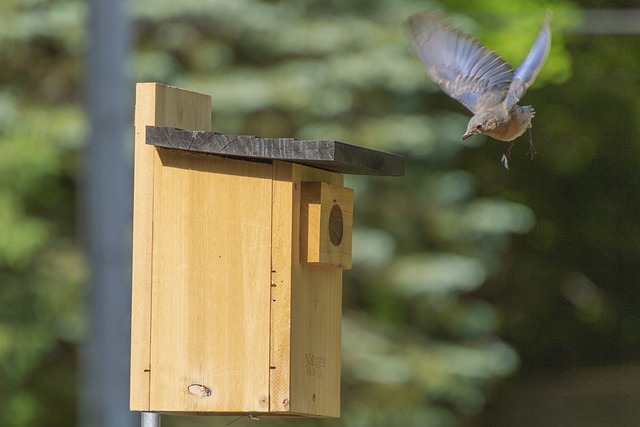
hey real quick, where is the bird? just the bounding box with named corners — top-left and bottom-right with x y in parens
top-left (407, 10), bottom-right (552, 169)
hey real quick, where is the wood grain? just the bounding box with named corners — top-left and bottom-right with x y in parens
top-left (269, 161), bottom-right (295, 413)
top-left (146, 126), bottom-right (405, 176)
top-left (290, 165), bottom-right (343, 417)
top-left (149, 152), bottom-right (273, 412)
top-left (269, 162), bottom-right (343, 417)
top-left (131, 83), bottom-right (211, 410)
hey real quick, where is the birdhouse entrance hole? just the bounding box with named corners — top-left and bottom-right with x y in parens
top-left (329, 204), bottom-right (343, 246)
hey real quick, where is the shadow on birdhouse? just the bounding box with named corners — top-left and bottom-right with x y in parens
top-left (130, 83), bottom-right (404, 417)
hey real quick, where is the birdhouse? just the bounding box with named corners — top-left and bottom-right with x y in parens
top-left (130, 83), bottom-right (404, 417)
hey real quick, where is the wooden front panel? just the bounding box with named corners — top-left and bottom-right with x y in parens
top-left (149, 151), bottom-right (273, 412)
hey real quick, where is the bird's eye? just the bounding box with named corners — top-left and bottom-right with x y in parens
top-left (476, 124), bottom-right (484, 131)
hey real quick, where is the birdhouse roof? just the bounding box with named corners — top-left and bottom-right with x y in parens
top-left (146, 126), bottom-right (404, 176)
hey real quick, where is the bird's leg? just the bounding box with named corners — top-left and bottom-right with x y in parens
top-left (526, 126), bottom-right (536, 160)
top-left (501, 141), bottom-right (513, 170)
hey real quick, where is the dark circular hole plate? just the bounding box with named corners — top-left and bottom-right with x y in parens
top-left (329, 204), bottom-right (343, 246)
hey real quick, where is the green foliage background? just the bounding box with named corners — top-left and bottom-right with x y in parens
top-left (2, 0), bottom-right (640, 426)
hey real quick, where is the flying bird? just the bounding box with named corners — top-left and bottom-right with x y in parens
top-left (407, 10), bottom-right (552, 169)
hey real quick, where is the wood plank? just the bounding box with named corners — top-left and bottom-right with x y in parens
top-left (146, 126), bottom-right (405, 176)
top-left (131, 83), bottom-right (211, 410)
top-left (290, 164), bottom-right (343, 417)
top-left (269, 163), bottom-right (343, 417)
top-left (300, 182), bottom-right (353, 269)
top-left (269, 161), bottom-right (295, 413)
top-left (149, 152), bottom-right (272, 412)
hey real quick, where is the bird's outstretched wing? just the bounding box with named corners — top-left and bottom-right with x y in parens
top-left (503, 11), bottom-right (552, 110)
top-left (407, 11), bottom-right (514, 114)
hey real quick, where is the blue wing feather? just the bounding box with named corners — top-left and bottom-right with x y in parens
top-left (407, 11), bottom-right (514, 113)
top-left (504, 11), bottom-right (552, 109)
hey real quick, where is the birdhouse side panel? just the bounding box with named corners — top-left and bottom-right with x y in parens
top-left (269, 162), bottom-right (343, 417)
top-left (149, 150), bottom-right (273, 413)
top-left (292, 166), bottom-right (344, 417)
top-left (290, 266), bottom-right (342, 417)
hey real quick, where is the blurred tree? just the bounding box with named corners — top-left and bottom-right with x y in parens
top-left (130, 1), bottom-right (573, 426)
top-left (0, 1), bottom-right (86, 426)
top-left (468, 8), bottom-right (640, 425)
top-left (14, 0), bottom-right (640, 427)
top-left (480, 14), bottom-right (640, 369)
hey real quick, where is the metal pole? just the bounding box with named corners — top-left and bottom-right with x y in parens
top-left (80, 0), bottom-right (134, 425)
top-left (141, 412), bottom-right (161, 427)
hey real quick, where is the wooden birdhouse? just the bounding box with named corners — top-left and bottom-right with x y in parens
top-left (130, 83), bottom-right (404, 417)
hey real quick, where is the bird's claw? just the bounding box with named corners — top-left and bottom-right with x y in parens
top-left (500, 154), bottom-right (509, 170)
top-left (501, 141), bottom-right (513, 170)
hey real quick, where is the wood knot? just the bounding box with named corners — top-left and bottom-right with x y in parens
top-left (188, 384), bottom-right (212, 397)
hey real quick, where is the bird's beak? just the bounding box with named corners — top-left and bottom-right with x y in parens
top-left (461, 131), bottom-right (474, 141)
